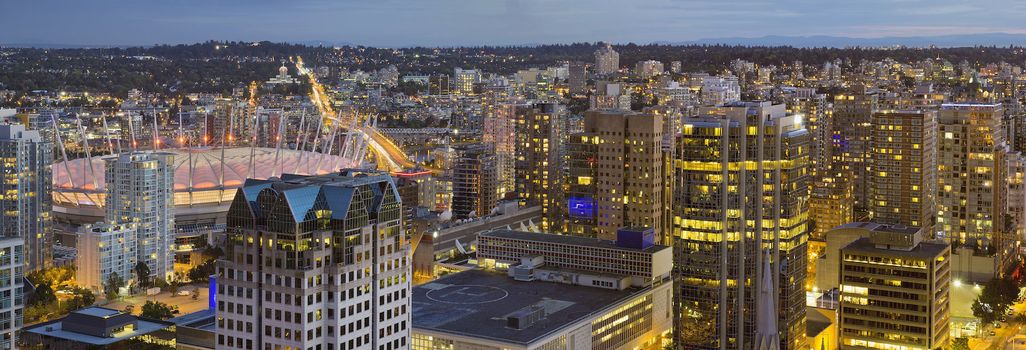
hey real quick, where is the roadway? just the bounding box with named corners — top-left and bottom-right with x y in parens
top-left (296, 56), bottom-right (443, 175)
top-left (970, 297), bottom-right (1026, 350)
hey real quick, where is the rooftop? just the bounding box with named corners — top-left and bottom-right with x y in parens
top-left (232, 170), bottom-right (398, 228)
top-left (24, 307), bottom-right (173, 345)
top-left (832, 221), bottom-right (920, 235)
top-left (53, 147), bottom-right (359, 207)
top-left (73, 307), bottom-right (121, 318)
top-left (806, 308), bottom-right (832, 337)
top-left (412, 269), bottom-right (647, 345)
top-left (841, 237), bottom-right (949, 259)
top-left (169, 309), bottom-right (216, 330)
top-left (481, 229), bottom-right (669, 253)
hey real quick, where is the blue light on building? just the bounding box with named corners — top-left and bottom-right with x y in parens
top-left (208, 275), bottom-right (217, 310)
top-left (568, 196), bottom-right (595, 218)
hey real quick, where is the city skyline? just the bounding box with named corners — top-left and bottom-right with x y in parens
top-left (4, 0), bottom-right (1026, 47)
top-left (5, 4), bottom-right (1026, 348)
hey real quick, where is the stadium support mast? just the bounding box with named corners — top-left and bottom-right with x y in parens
top-left (51, 113), bottom-right (76, 190)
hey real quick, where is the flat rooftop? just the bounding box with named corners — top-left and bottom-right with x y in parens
top-left (832, 221), bottom-right (921, 235)
top-left (170, 309), bottom-right (216, 330)
top-left (481, 229), bottom-right (669, 253)
top-left (413, 269), bottom-right (647, 345)
top-left (842, 237), bottom-right (949, 259)
top-left (73, 307), bottom-right (121, 318)
top-left (806, 307), bottom-right (832, 337)
top-left (24, 315), bottom-right (171, 345)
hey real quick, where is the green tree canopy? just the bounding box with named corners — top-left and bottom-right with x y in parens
top-left (29, 283), bottom-right (56, 306)
top-left (104, 272), bottom-right (125, 301)
top-left (134, 262), bottom-right (152, 287)
top-left (140, 300), bottom-right (178, 320)
top-left (972, 278), bottom-right (1021, 324)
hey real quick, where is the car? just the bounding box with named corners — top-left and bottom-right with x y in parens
top-left (991, 331), bottom-right (998, 336)
top-left (176, 290), bottom-right (191, 296)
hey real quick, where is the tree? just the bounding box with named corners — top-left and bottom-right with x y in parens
top-left (140, 300), bottom-right (178, 320)
top-left (973, 277), bottom-right (1021, 324)
top-left (104, 272), bottom-right (125, 301)
top-left (66, 287), bottom-right (95, 310)
top-left (30, 283), bottom-right (56, 306)
top-left (188, 258), bottom-right (217, 282)
top-left (26, 265), bottom-right (76, 290)
top-left (168, 280), bottom-right (180, 295)
top-left (134, 262), bottom-right (152, 288)
top-left (972, 299), bottom-right (998, 324)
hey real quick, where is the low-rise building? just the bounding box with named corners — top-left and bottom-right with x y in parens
top-left (21, 307), bottom-right (176, 349)
top-left (477, 228), bottom-right (672, 286)
top-left (838, 224), bottom-right (951, 350)
top-left (170, 309), bottom-right (216, 350)
top-left (412, 229), bottom-right (673, 350)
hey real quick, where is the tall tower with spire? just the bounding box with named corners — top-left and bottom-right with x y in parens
top-left (674, 102), bottom-right (809, 350)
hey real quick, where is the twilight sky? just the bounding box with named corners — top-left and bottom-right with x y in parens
top-left (3, 0), bottom-right (1026, 47)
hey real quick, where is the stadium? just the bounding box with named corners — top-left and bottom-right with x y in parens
top-left (54, 146), bottom-right (360, 219)
top-left (52, 146), bottom-right (362, 269)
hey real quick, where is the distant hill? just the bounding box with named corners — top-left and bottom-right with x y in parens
top-left (658, 33), bottom-right (1026, 48)
top-left (6, 33), bottom-right (1026, 49)
top-left (0, 43), bottom-right (135, 49)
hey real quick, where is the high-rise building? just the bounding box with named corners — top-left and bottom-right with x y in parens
top-left (650, 105), bottom-right (681, 247)
top-left (594, 43), bottom-right (620, 76)
top-left (807, 167), bottom-right (854, 293)
top-left (701, 76), bottom-right (741, 106)
top-left (451, 143), bottom-right (498, 219)
top-left (104, 152), bottom-right (175, 282)
top-left (786, 88), bottom-right (832, 177)
top-left (937, 104), bottom-right (1005, 250)
top-left (453, 68), bottom-right (480, 95)
top-left (217, 171), bottom-right (410, 350)
top-left (591, 81), bottom-right (632, 110)
top-left (838, 224), bottom-right (950, 350)
top-left (568, 61), bottom-right (588, 95)
top-left (74, 222), bottom-right (136, 291)
top-left (869, 110), bottom-right (937, 230)
top-left (809, 168), bottom-right (854, 240)
top-left (634, 60), bottom-right (665, 78)
top-left (0, 125), bottom-right (52, 273)
top-left (515, 103), bottom-right (566, 231)
top-left (833, 91), bottom-right (879, 218)
top-left (670, 61), bottom-right (683, 74)
top-left (567, 109), bottom-right (666, 241)
top-left (482, 96), bottom-right (519, 198)
top-left (673, 102), bottom-right (809, 350)
top-left (1005, 151), bottom-right (1026, 245)
top-left (255, 107), bottom-right (283, 148)
top-left (0, 123), bottom-right (41, 348)
top-left (11, 110), bottom-right (55, 146)
top-left (394, 175), bottom-right (421, 239)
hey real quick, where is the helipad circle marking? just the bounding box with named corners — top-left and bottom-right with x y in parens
top-left (424, 285), bottom-right (509, 305)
